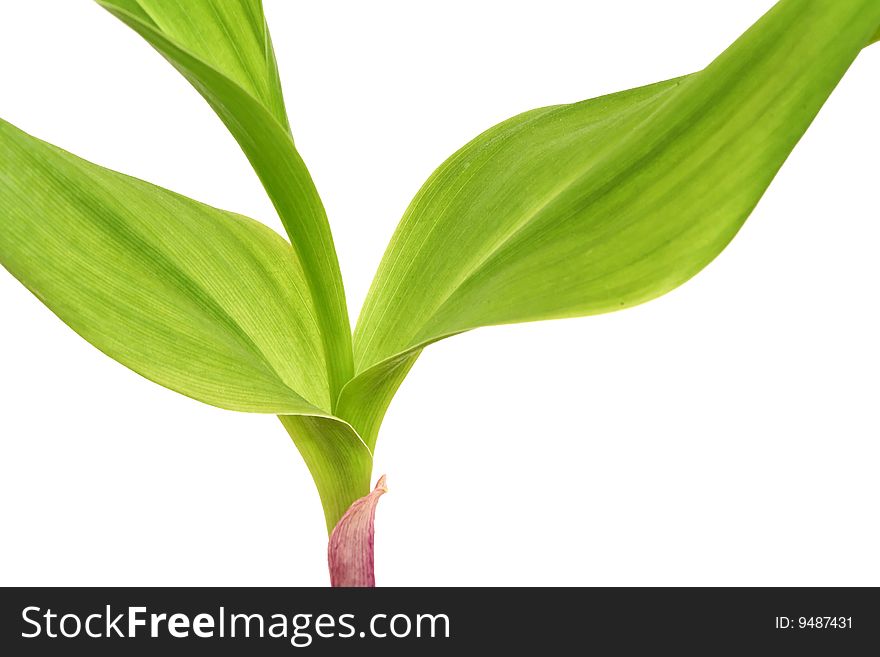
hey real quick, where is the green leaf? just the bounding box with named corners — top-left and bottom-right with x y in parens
top-left (94, 1), bottom-right (370, 529)
top-left (0, 118), bottom-right (324, 414)
top-left (347, 0), bottom-right (880, 442)
top-left (0, 117), bottom-right (372, 529)
top-left (98, 0), bottom-right (353, 402)
top-left (98, 0), bottom-right (289, 131)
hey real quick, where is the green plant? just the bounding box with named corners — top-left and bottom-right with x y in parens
top-left (2, 0), bottom-right (878, 586)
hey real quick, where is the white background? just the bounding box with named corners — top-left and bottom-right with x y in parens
top-left (1, 0), bottom-right (878, 586)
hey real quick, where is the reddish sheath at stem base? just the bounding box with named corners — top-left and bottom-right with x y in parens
top-left (328, 475), bottom-right (387, 587)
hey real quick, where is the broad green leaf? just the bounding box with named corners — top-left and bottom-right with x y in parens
top-left (98, 0), bottom-right (353, 402)
top-left (346, 0), bottom-right (880, 443)
top-left (0, 117), bottom-right (372, 529)
top-left (94, 1), bottom-right (369, 528)
top-left (0, 118), bottom-right (325, 413)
